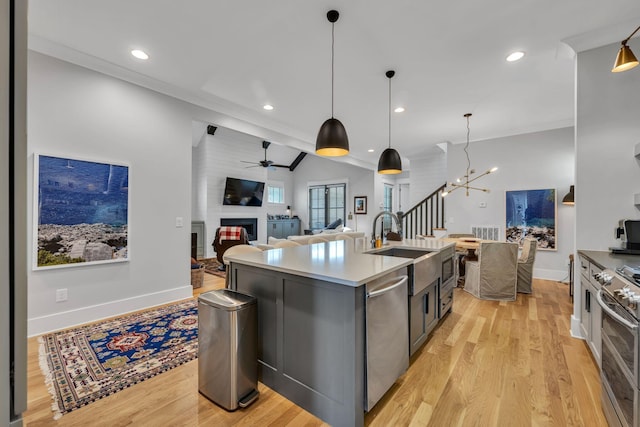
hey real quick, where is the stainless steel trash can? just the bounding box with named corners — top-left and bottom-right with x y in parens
top-left (198, 289), bottom-right (259, 410)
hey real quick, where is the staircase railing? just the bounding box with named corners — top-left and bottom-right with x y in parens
top-left (401, 183), bottom-right (446, 239)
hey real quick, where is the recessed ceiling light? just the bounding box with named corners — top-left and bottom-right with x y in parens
top-left (368, 149), bottom-right (375, 153)
top-left (131, 49), bottom-right (149, 60)
top-left (394, 107), bottom-right (405, 113)
top-left (506, 51), bottom-right (525, 62)
top-left (263, 104), bottom-right (274, 111)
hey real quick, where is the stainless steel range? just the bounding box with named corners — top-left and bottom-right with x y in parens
top-left (595, 268), bottom-right (640, 427)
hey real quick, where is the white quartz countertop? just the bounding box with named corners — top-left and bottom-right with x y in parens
top-left (226, 238), bottom-right (455, 287)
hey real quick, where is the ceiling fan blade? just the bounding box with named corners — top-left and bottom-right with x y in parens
top-left (241, 160), bottom-right (259, 165)
top-left (270, 164), bottom-right (289, 168)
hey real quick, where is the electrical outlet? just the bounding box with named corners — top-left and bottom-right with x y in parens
top-left (56, 288), bottom-right (68, 302)
top-left (175, 217), bottom-right (184, 227)
top-left (479, 202), bottom-right (487, 208)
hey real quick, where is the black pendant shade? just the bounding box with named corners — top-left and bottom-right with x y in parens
top-left (377, 70), bottom-right (402, 174)
top-left (316, 118), bottom-right (349, 157)
top-left (378, 147), bottom-right (402, 174)
top-left (315, 10), bottom-right (349, 157)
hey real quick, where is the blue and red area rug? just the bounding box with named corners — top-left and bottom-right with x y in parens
top-left (38, 299), bottom-right (198, 419)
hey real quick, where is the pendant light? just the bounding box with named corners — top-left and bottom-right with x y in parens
top-left (315, 10), bottom-right (349, 157)
top-left (612, 25), bottom-right (640, 73)
top-left (442, 113), bottom-right (498, 197)
top-left (377, 70), bottom-right (402, 174)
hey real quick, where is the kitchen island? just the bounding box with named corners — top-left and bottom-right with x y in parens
top-left (226, 238), bottom-right (455, 427)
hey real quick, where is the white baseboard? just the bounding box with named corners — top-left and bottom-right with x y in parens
top-left (533, 268), bottom-right (567, 282)
top-left (570, 314), bottom-right (584, 339)
top-left (28, 285), bottom-right (193, 337)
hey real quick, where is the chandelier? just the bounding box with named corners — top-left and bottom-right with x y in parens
top-left (442, 113), bottom-right (497, 197)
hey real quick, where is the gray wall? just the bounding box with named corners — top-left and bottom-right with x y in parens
top-left (445, 127), bottom-right (575, 280)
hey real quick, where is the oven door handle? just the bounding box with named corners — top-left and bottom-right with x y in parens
top-left (596, 289), bottom-right (638, 330)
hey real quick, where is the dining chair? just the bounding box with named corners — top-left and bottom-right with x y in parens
top-left (517, 238), bottom-right (537, 293)
top-left (464, 241), bottom-right (519, 301)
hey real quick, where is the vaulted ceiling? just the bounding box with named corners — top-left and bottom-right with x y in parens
top-left (28, 0), bottom-right (640, 170)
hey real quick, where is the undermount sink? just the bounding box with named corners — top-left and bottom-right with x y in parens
top-left (371, 247), bottom-right (433, 259)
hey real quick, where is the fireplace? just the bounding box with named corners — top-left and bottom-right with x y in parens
top-left (220, 218), bottom-right (258, 241)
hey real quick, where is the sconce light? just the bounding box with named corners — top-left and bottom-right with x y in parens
top-left (612, 25), bottom-right (640, 73)
top-left (562, 185), bottom-right (575, 206)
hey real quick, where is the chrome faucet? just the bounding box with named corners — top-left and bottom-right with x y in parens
top-left (371, 211), bottom-right (403, 247)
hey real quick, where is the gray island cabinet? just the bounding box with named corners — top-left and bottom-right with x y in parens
top-left (226, 239), bottom-right (455, 427)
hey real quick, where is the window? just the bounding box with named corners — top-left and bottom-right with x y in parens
top-left (267, 183), bottom-right (284, 204)
top-left (308, 183), bottom-right (345, 230)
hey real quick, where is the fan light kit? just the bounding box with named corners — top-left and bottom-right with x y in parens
top-left (241, 141), bottom-right (289, 170)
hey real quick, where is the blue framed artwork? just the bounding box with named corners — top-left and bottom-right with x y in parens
top-left (34, 154), bottom-right (130, 269)
top-left (505, 188), bottom-right (556, 251)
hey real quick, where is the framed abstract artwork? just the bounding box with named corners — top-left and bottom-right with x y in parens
top-left (34, 154), bottom-right (130, 269)
top-left (354, 196), bottom-right (367, 215)
top-left (505, 188), bottom-right (556, 251)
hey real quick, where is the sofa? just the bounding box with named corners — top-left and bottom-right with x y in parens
top-left (266, 228), bottom-right (366, 246)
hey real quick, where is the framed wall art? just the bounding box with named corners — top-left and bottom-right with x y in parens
top-left (505, 188), bottom-right (556, 251)
top-left (34, 154), bottom-right (130, 269)
top-left (354, 196), bottom-right (367, 215)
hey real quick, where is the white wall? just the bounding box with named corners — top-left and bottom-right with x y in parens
top-left (445, 127), bottom-right (575, 280)
top-left (191, 129), bottom-right (298, 257)
top-left (576, 42), bottom-right (640, 250)
top-left (410, 147), bottom-right (447, 206)
top-left (572, 42), bottom-right (640, 336)
top-left (291, 154), bottom-right (375, 238)
top-left (27, 52), bottom-right (194, 335)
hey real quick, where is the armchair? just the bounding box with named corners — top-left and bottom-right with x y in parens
top-left (212, 226), bottom-right (249, 268)
top-left (464, 241), bottom-right (518, 301)
top-left (517, 238), bottom-right (537, 293)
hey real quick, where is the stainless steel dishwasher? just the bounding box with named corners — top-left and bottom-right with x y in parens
top-left (365, 270), bottom-right (409, 411)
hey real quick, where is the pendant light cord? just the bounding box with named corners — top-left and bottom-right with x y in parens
top-left (464, 114), bottom-right (471, 179)
top-left (388, 75), bottom-right (392, 149)
top-left (331, 21), bottom-right (335, 118)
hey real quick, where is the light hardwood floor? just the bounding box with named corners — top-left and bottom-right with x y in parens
top-left (24, 275), bottom-right (606, 426)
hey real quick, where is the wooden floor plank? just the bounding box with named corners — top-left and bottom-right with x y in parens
top-left (23, 277), bottom-right (605, 426)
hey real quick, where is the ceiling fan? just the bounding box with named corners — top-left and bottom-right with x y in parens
top-left (242, 140), bottom-right (306, 171)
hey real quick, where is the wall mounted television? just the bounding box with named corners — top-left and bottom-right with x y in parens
top-left (222, 177), bottom-right (265, 206)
